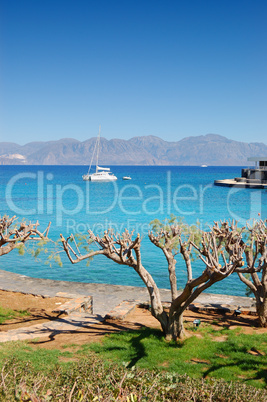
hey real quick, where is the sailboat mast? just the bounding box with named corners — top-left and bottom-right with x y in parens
top-left (96, 125), bottom-right (101, 172)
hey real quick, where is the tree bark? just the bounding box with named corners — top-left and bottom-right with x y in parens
top-left (256, 297), bottom-right (267, 327)
top-left (237, 271), bottom-right (267, 328)
top-left (165, 306), bottom-right (186, 340)
top-left (163, 250), bottom-right (178, 300)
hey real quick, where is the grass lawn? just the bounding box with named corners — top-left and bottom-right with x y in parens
top-left (83, 323), bottom-right (267, 389)
top-left (0, 321), bottom-right (266, 400)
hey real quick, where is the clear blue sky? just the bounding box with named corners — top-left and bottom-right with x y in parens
top-left (0, 0), bottom-right (266, 144)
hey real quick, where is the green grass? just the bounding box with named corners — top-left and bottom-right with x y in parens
top-left (0, 305), bottom-right (30, 324)
top-left (1, 352), bottom-right (266, 401)
top-left (82, 326), bottom-right (267, 389)
top-left (0, 322), bottom-right (266, 400)
top-left (2, 323), bottom-right (264, 389)
top-left (0, 341), bottom-right (74, 372)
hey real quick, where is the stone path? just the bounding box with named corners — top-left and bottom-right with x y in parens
top-left (0, 313), bottom-right (103, 343)
top-left (0, 269), bottom-right (257, 343)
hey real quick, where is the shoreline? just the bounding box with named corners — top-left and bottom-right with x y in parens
top-left (0, 268), bottom-right (256, 317)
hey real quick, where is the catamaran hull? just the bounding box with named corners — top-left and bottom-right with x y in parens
top-left (83, 173), bottom-right (117, 181)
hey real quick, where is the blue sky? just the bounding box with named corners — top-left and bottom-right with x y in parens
top-left (1, 0), bottom-right (266, 145)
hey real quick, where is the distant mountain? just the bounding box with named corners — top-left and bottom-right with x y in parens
top-left (0, 134), bottom-right (266, 166)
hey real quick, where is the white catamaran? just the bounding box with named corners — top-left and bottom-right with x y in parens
top-left (82, 126), bottom-right (117, 181)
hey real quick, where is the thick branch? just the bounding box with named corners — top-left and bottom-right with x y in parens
top-left (0, 216), bottom-right (51, 256)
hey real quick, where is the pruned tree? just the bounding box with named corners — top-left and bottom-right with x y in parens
top-left (149, 217), bottom-right (202, 302)
top-left (61, 219), bottom-right (245, 340)
top-left (148, 219), bottom-right (245, 339)
top-left (0, 215), bottom-right (50, 257)
top-left (61, 229), bottom-right (168, 334)
top-left (226, 220), bottom-right (267, 327)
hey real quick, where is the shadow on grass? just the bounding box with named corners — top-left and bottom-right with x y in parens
top-left (93, 326), bottom-right (267, 387)
top-left (204, 361), bottom-right (267, 386)
top-left (88, 326), bottom-right (165, 368)
top-left (103, 327), bottom-right (182, 368)
top-left (122, 327), bottom-right (166, 368)
top-left (126, 330), bottom-right (149, 368)
top-left (203, 343), bottom-right (267, 386)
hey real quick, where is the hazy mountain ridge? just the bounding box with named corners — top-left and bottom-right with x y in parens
top-left (0, 134), bottom-right (266, 166)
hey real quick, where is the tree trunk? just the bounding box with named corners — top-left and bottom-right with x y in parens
top-left (256, 298), bottom-right (267, 328)
top-left (165, 307), bottom-right (186, 341)
top-left (167, 258), bottom-right (178, 300)
top-left (237, 272), bottom-right (267, 327)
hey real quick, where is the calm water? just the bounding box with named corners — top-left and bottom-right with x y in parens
top-left (0, 165), bottom-right (266, 296)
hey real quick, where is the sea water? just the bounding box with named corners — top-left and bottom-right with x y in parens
top-left (0, 165), bottom-right (266, 296)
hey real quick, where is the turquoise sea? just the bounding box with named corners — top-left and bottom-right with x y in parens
top-left (0, 165), bottom-right (266, 296)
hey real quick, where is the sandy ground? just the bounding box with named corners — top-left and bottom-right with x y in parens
top-left (0, 290), bottom-right (265, 350)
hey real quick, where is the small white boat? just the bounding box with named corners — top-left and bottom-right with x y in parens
top-left (123, 176), bottom-right (131, 180)
top-left (201, 164), bottom-right (208, 168)
top-left (83, 166), bottom-right (117, 181)
top-left (83, 126), bottom-right (117, 182)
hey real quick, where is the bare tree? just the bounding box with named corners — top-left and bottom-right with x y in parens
top-left (61, 230), bottom-right (169, 334)
top-left (227, 220), bottom-right (266, 327)
top-left (0, 215), bottom-right (50, 257)
top-left (61, 220), bottom-right (245, 340)
top-left (148, 219), bottom-right (245, 338)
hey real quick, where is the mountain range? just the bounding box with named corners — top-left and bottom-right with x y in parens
top-left (0, 134), bottom-right (266, 166)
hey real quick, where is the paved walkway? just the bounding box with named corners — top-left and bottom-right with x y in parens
top-left (0, 312), bottom-right (103, 343)
top-left (0, 269), bottom-right (257, 343)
